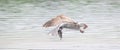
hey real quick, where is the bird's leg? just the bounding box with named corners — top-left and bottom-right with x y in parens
top-left (58, 27), bottom-right (63, 40)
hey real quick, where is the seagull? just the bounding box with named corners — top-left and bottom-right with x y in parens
top-left (43, 14), bottom-right (88, 40)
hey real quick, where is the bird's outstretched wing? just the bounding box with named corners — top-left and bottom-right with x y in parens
top-left (43, 14), bottom-right (75, 27)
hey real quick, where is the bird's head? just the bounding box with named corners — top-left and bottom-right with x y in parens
top-left (79, 23), bottom-right (88, 33)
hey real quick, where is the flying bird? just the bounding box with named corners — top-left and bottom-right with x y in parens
top-left (43, 14), bottom-right (88, 40)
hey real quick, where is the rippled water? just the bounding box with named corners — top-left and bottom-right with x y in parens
top-left (0, 0), bottom-right (120, 50)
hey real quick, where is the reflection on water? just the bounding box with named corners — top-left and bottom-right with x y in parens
top-left (0, 0), bottom-right (120, 49)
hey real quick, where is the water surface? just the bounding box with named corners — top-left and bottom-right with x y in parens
top-left (0, 0), bottom-right (120, 50)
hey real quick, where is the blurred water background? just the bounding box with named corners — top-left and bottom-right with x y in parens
top-left (0, 0), bottom-right (120, 50)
